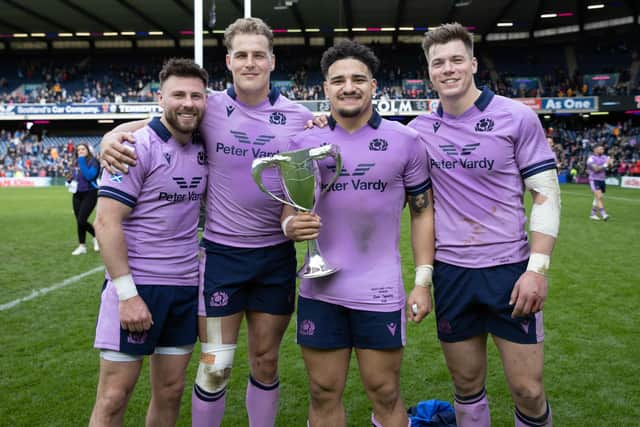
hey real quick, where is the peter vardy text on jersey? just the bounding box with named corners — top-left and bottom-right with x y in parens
top-left (322, 179), bottom-right (388, 192)
top-left (430, 157), bottom-right (495, 170)
top-left (159, 191), bottom-right (203, 202)
top-left (215, 142), bottom-right (278, 158)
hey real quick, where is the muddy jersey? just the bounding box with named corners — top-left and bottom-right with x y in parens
top-left (290, 112), bottom-right (431, 311)
top-left (408, 88), bottom-right (556, 268)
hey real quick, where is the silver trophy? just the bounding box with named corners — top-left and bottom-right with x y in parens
top-left (251, 144), bottom-right (342, 279)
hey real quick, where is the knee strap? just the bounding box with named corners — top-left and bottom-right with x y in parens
top-left (195, 343), bottom-right (236, 394)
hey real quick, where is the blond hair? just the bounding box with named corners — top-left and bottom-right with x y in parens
top-left (224, 17), bottom-right (274, 52)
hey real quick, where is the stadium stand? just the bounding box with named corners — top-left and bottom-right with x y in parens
top-left (547, 119), bottom-right (640, 177)
top-left (1, 41), bottom-right (639, 103)
top-left (2, 119), bottom-right (637, 179)
top-left (0, 129), bottom-right (100, 178)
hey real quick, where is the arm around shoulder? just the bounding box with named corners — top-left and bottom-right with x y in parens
top-left (100, 119), bottom-right (150, 174)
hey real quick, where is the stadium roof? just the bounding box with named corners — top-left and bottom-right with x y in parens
top-left (1, 0), bottom-right (639, 43)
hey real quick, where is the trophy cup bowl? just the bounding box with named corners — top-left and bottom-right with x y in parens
top-left (251, 144), bottom-right (342, 279)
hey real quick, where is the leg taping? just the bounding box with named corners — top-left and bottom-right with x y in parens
top-left (194, 343), bottom-right (236, 394)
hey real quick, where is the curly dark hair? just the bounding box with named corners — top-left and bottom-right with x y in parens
top-left (159, 58), bottom-right (209, 89)
top-left (320, 40), bottom-right (380, 77)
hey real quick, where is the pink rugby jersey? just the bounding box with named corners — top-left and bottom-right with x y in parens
top-left (408, 88), bottom-right (556, 268)
top-left (98, 117), bottom-right (207, 286)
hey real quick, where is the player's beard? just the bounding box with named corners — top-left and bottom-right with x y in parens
top-left (335, 106), bottom-right (364, 118)
top-left (165, 108), bottom-right (202, 134)
top-left (335, 93), bottom-right (369, 118)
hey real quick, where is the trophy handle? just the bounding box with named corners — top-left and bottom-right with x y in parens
top-left (308, 145), bottom-right (342, 195)
top-left (251, 156), bottom-right (301, 210)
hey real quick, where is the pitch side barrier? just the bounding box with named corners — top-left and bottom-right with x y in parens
top-left (5, 95), bottom-right (640, 120)
top-left (0, 177), bottom-right (68, 188)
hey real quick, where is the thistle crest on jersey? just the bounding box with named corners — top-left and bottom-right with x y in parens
top-left (369, 138), bottom-right (388, 151)
top-left (475, 118), bottom-right (495, 132)
top-left (269, 111), bottom-right (287, 125)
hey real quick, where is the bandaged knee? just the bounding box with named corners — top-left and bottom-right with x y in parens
top-left (195, 342), bottom-right (236, 394)
top-left (524, 169), bottom-right (561, 238)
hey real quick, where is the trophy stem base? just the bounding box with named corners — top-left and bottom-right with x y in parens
top-left (297, 253), bottom-right (339, 279)
top-left (297, 266), bottom-right (339, 279)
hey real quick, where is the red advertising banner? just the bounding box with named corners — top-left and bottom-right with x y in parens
top-left (515, 98), bottom-right (542, 110)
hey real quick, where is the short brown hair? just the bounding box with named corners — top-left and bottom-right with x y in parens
top-left (421, 22), bottom-right (474, 61)
top-left (159, 58), bottom-right (209, 88)
top-left (224, 17), bottom-right (274, 52)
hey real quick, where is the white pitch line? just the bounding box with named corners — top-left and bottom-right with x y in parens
top-left (561, 191), bottom-right (640, 203)
top-left (0, 265), bottom-right (104, 312)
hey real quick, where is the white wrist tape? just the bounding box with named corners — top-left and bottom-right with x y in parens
top-left (281, 215), bottom-right (295, 237)
top-left (524, 169), bottom-right (561, 238)
top-left (527, 253), bottom-right (550, 276)
top-left (112, 274), bottom-right (138, 301)
top-left (414, 264), bottom-right (433, 288)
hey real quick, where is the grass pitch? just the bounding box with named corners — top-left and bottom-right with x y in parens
top-left (0, 184), bottom-right (638, 426)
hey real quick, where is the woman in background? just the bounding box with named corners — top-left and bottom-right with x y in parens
top-left (67, 142), bottom-right (100, 255)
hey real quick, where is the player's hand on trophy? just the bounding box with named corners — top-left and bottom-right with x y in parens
top-left (510, 271), bottom-right (547, 318)
top-left (119, 296), bottom-right (154, 332)
top-left (406, 286), bottom-right (433, 323)
top-left (304, 114), bottom-right (329, 130)
top-left (100, 131), bottom-right (137, 174)
top-left (284, 212), bottom-right (322, 242)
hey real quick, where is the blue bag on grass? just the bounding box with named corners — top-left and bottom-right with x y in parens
top-left (408, 399), bottom-right (456, 427)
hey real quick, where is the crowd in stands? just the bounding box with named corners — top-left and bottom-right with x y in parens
top-left (1, 41), bottom-right (639, 104)
top-left (547, 119), bottom-right (640, 178)
top-left (1, 41), bottom-right (639, 179)
top-left (2, 117), bottom-right (639, 180)
top-left (0, 129), bottom-right (100, 178)
top-left (491, 68), bottom-right (640, 99)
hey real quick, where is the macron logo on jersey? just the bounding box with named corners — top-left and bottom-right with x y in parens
top-left (215, 131), bottom-right (279, 158)
top-left (197, 151), bottom-right (207, 165)
top-left (229, 131), bottom-right (275, 146)
top-left (158, 176), bottom-right (205, 203)
top-left (226, 105), bottom-right (235, 116)
top-left (323, 163), bottom-right (387, 192)
top-left (431, 143), bottom-right (495, 171)
top-left (172, 176), bottom-right (203, 189)
top-left (440, 143), bottom-right (480, 156)
top-left (328, 163), bottom-right (375, 177)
